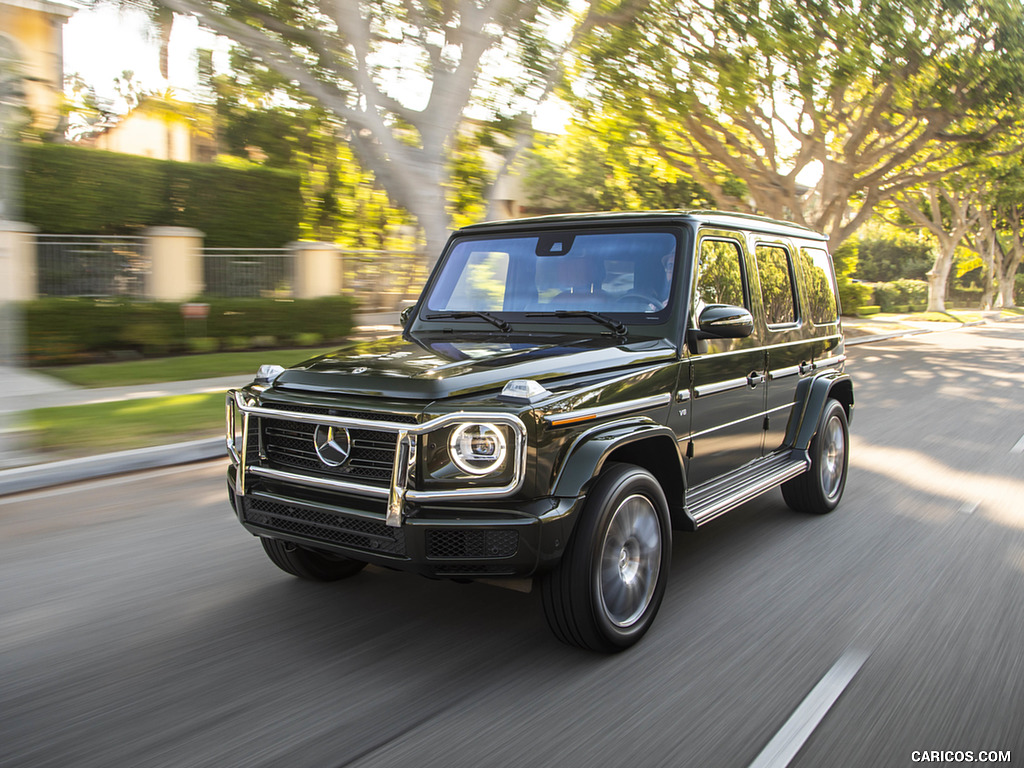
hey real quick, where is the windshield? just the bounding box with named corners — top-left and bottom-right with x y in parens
top-left (423, 230), bottom-right (680, 319)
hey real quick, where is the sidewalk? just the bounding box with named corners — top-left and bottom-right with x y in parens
top-left (0, 309), bottom-right (1020, 495)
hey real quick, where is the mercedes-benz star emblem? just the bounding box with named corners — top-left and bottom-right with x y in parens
top-left (313, 424), bottom-right (352, 467)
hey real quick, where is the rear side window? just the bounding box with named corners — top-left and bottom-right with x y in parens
top-left (695, 239), bottom-right (748, 309)
top-left (754, 245), bottom-right (797, 326)
top-left (799, 247), bottom-right (839, 325)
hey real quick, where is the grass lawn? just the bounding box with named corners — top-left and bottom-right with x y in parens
top-left (35, 346), bottom-right (340, 388)
top-left (26, 392), bottom-right (226, 459)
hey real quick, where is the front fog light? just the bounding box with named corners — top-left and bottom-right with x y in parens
top-left (449, 423), bottom-right (507, 475)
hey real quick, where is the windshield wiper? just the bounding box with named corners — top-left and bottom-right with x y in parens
top-left (424, 311), bottom-right (513, 333)
top-left (526, 310), bottom-right (627, 338)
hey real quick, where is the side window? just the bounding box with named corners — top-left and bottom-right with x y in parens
top-left (695, 239), bottom-right (747, 312)
top-left (755, 244), bottom-right (798, 326)
top-left (799, 247), bottom-right (839, 325)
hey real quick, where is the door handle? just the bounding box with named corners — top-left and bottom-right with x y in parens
top-left (799, 360), bottom-right (814, 375)
top-left (747, 371), bottom-right (765, 387)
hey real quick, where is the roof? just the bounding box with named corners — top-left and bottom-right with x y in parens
top-left (458, 210), bottom-right (829, 242)
top-left (0, 0), bottom-right (76, 18)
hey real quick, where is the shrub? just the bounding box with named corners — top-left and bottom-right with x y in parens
top-left (23, 296), bottom-right (357, 364)
top-left (21, 143), bottom-right (301, 247)
top-left (837, 279), bottom-right (873, 316)
top-left (857, 305), bottom-right (881, 316)
top-left (186, 337), bottom-right (220, 354)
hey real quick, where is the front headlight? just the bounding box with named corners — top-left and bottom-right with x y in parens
top-left (448, 423), bottom-right (507, 475)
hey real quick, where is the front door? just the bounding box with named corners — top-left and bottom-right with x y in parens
top-left (682, 234), bottom-right (766, 487)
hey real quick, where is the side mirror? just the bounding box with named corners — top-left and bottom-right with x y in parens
top-left (695, 304), bottom-right (754, 339)
top-left (399, 306), bottom-right (414, 326)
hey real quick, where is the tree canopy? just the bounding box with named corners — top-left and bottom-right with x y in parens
top-left (578, 0), bottom-right (1024, 247)
top-left (145, 0), bottom-right (611, 256)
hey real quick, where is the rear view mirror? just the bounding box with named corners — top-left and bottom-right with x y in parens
top-left (695, 304), bottom-right (754, 339)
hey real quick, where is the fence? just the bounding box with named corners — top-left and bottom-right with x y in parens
top-left (19, 229), bottom-right (430, 307)
top-left (36, 235), bottom-right (147, 298)
top-left (203, 248), bottom-right (294, 298)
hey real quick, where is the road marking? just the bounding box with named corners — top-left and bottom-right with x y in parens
top-left (1012, 435), bottom-right (1024, 455)
top-left (958, 500), bottom-right (980, 515)
top-left (748, 648), bottom-right (870, 768)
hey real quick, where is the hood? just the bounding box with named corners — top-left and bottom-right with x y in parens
top-left (269, 333), bottom-right (677, 400)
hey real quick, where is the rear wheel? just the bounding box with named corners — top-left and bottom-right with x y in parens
top-left (541, 464), bottom-right (671, 652)
top-left (261, 538), bottom-right (367, 581)
top-left (782, 398), bottom-right (849, 514)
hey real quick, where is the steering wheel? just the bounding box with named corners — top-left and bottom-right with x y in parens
top-left (616, 292), bottom-right (663, 311)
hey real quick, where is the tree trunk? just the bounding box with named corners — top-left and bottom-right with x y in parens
top-left (926, 248), bottom-right (955, 312)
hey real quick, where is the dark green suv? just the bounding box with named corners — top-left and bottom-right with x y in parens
top-left (225, 211), bottom-right (852, 652)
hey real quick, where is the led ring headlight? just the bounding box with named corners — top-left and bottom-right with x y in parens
top-left (449, 423), bottom-right (507, 475)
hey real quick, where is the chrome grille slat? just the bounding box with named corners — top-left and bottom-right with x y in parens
top-left (256, 403), bottom-right (416, 487)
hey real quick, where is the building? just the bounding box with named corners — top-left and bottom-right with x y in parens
top-left (0, 0), bottom-right (75, 133)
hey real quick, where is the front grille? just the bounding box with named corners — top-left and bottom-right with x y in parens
top-left (258, 402), bottom-right (417, 486)
top-left (244, 497), bottom-right (406, 556)
top-left (425, 529), bottom-right (519, 560)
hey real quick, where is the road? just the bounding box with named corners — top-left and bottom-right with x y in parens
top-left (2, 324), bottom-right (1023, 768)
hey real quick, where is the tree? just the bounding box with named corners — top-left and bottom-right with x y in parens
top-left (971, 185), bottom-right (1024, 309)
top-left (578, 0), bottom-right (1024, 248)
top-left (145, 0), bottom-right (613, 259)
top-left (524, 114), bottom-right (714, 214)
top-left (892, 182), bottom-right (982, 311)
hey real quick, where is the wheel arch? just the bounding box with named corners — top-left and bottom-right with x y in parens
top-left (550, 423), bottom-right (686, 532)
top-left (785, 372), bottom-right (854, 451)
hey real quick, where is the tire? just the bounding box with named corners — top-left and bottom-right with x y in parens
top-left (261, 538), bottom-right (367, 581)
top-left (541, 463), bottom-right (672, 652)
top-left (782, 398), bottom-right (849, 514)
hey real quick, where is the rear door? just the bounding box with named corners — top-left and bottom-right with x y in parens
top-left (755, 240), bottom-right (843, 454)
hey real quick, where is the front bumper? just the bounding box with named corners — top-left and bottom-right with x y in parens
top-left (227, 465), bottom-right (581, 579)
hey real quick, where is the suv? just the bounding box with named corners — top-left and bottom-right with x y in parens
top-left (225, 211), bottom-right (852, 652)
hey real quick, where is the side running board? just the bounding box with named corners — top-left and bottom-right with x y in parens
top-left (685, 451), bottom-right (810, 527)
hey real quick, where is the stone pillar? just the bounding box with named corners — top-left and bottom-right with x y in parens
top-left (144, 227), bottom-right (204, 301)
top-left (291, 241), bottom-right (341, 298)
top-left (0, 221), bottom-right (37, 302)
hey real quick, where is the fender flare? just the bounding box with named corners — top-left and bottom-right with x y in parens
top-left (783, 371), bottom-right (854, 451)
top-left (550, 420), bottom-right (683, 497)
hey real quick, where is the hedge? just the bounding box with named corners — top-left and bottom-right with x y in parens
top-left (856, 305), bottom-right (881, 316)
top-left (23, 296), bottom-right (357, 364)
top-left (838, 278), bottom-right (873, 316)
top-left (21, 143), bottom-right (302, 248)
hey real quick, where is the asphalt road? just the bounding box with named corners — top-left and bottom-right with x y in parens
top-left (2, 324), bottom-right (1023, 768)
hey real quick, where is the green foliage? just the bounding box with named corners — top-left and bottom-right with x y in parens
top-left (1017, 273), bottom-right (1024, 304)
top-left (871, 279), bottom-right (928, 311)
top-left (524, 117), bottom-right (712, 213)
top-left (575, 0), bottom-right (1024, 246)
top-left (20, 142), bottom-right (301, 247)
top-left (856, 305), bottom-right (881, 317)
top-left (23, 296), bottom-right (356, 364)
top-left (837, 279), bottom-right (873, 316)
top-left (854, 237), bottom-right (933, 282)
top-left (831, 239), bottom-right (859, 279)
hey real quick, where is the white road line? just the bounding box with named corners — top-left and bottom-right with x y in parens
top-left (958, 500), bottom-right (980, 515)
top-left (1011, 434), bottom-right (1024, 455)
top-left (748, 648), bottom-right (870, 768)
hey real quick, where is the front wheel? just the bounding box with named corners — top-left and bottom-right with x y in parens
top-left (541, 464), bottom-right (672, 652)
top-left (261, 538), bottom-right (367, 581)
top-left (782, 398), bottom-right (849, 514)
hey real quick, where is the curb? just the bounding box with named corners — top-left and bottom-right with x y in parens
top-left (0, 437), bottom-right (225, 497)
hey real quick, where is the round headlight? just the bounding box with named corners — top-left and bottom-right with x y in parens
top-left (449, 423), bottom-right (507, 475)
